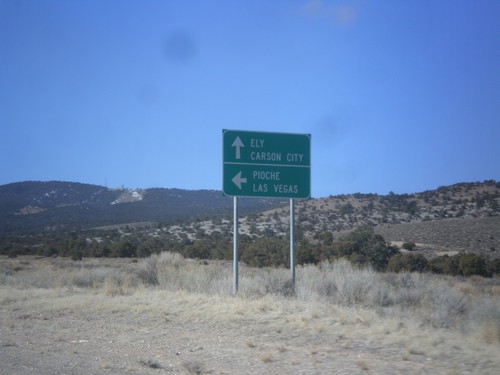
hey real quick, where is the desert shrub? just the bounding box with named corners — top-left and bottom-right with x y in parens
top-left (402, 241), bottom-right (416, 251)
top-left (296, 241), bottom-right (321, 265)
top-left (458, 253), bottom-right (489, 277)
top-left (70, 249), bottom-right (83, 261)
top-left (430, 254), bottom-right (459, 275)
top-left (384, 272), bottom-right (472, 328)
top-left (102, 272), bottom-right (140, 296)
top-left (385, 272), bottom-right (428, 308)
top-left (346, 252), bottom-right (369, 268)
top-left (110, 240), bottom-right (137, 258)
top-left (70, 267), bottom-right (110, 288)
top-left (241, 237), bottom-right (288, 267)
top-left (339, 203), bottom-right (354, 215)
top-left (240, 266), bottom-right (294, 296)
top-left (318, 231), bottom-right (334, 246)
top-left (135, 251), bottom-right (185, 286)
top-left (136, 238), bottom-right (163, 258)
top-left (68, 265), bottom-right (143, 292)
top-left (429, 255), bottom-right (448, 274)
top-left (443, 255), bottom-right (461, 276)
top-left (430, 283), bottom-right (470, 328)
top-left (387, 253), bottom-right (429, 273)
top-left (296, 259), bottom-right (382, 305)
top-left (42, 246), bottom-right (58, 257)
top-left (429, 254), bottom-right (497, 277)
top-left (181, 240), bottom-right (212, 259)
top-left (404, 201), bottom-right (419, 215)
top-left (487, 258), bottom-right (500, 276)
top-left (134, 256), bottom-right (160, 285)
top-left (137, 251), bottom-right (230, 294)
top-left (331, 226), bottom-right (399, 271)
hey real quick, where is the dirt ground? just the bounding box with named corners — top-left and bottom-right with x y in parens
top-left (1, 287), bottom-right (499, 375)
top-left (1, 255), bottom-right (500, 374)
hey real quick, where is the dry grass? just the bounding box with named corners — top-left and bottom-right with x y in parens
top-left (1, 253), bottom-right (500, 374)
top-left (2, 253), bottom-right (499, 334)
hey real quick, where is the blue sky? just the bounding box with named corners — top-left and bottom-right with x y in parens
top-left (1, 0), bottom-right (499, 197)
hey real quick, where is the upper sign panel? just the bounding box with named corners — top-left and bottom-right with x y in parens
top-left (223, 130), bottom-right (310, 167)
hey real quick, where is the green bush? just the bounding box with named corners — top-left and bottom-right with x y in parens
top-left (387, 253), bottom-right (429, 273)
top-left (443, 255), bottom-right (460, 276)
top-left (429, 255), bottom-right (448, 274)
top-left (487, 258), bottom-right (500, 276)
top-left (296, 241), bottom-right (321, 265)
top-left (241, 237), bottom-right (288, 268)
top-left (110, 240), bottom-right (137, 257)
top-left (458, 253), bottom-right (489, 277)
top-left (429, 253), bottom-right (496, 277)
top-left (182, 241), bottom-right (212, 259)
top-left (331, 226), bottom-right (399, 271)
top-left (402, 241), bottom-right (416, 251)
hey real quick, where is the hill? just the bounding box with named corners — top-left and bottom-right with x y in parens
top-left (1, 180), bottom-right (499, 265)
top-left (236, 180), bottom-right (500, 259)
top-left (179, 180), bottom-right (500, 260)
top-left (0, 181), bottom-right (284, 234)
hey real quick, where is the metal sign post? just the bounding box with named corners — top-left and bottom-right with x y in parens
top-left (233, 196), bottom-right (239, 296)
top-left (290, 198), bottom-right (295, 289)
top-left (223, 129), bottom-right (310, 294)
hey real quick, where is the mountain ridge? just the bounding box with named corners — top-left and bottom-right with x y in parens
top-left (178, 179), bottom-right (500, 259)
top-left (0, 180), bottom-right (285, 234)
top-left (1, 180), bottom-right (499, 263)
top-left (1, 180), bottom-right (499, 234)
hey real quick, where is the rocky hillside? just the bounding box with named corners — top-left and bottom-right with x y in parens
top-left (1, 180), bottom-right (499, 262)
top-left (376, 216), bottom-right (500, 259)
top-left (0, 181), bottom-right (284, 234)
top-left (178, 180), bottom-right (500, 260)
top-left (294, 180), bottom-right (499, 231)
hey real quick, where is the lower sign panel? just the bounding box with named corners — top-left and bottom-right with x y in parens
top-left (223, 164), bottom-right (310, 199)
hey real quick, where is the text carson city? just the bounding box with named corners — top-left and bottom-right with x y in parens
top-left (249, 138), bottom-right (305, 163)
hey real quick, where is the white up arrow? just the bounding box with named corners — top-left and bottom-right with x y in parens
top-left (231, 136), bottom-right (244, 159)
top-left (232, 171), bottom-right (247, 189)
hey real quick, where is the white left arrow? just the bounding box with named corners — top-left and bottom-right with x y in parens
top-left (232, 136), bottom-right (244, 159)
top-left (232, 171), bottom-right (247, 189)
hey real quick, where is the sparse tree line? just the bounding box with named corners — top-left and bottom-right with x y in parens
top-left (2, 225), bottom-right (499, 277)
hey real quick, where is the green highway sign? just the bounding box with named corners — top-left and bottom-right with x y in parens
top-left (223, 129), bottom-right (311, 199)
